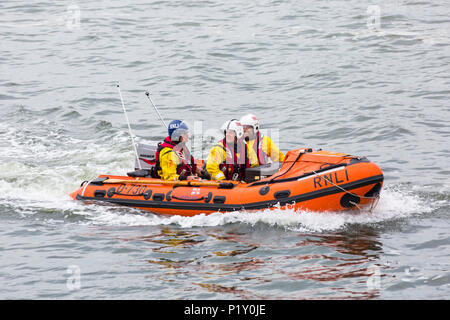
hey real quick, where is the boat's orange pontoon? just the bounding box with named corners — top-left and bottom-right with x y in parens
top-left (70, 148), bottom-right (383, 216)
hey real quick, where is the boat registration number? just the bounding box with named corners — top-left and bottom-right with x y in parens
top-left (116, 184), bottom-right (148, 195)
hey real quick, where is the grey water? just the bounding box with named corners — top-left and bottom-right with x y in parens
top-left (0, 0), bottom-right (449, 299)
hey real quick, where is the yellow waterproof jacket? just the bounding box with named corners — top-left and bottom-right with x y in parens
top-left (156, 137), bottom-right (196, 181)
top-left (248, 133), bottom-right (285, 165)
top-left (206, 140), bottom-right (258, 181)
top-left (157, 147), bottom-right (183, 181)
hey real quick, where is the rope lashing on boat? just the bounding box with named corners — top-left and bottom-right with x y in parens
top-left (311, 169), bottom-right (381, 212)
top-left (267, 149), bottom-right (308, 183)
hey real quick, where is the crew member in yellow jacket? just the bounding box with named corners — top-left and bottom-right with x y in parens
top-left (155, 120), bottom-right (202, 181)
top-left (206, 119), bottom-right (258, 181)
top-left (240, 114), bottom-right (285, 165)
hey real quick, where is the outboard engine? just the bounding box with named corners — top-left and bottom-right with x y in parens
top-left (127, 143), bottom-right (158, 178)
top-left (135, 143), bottom-right (158, 170)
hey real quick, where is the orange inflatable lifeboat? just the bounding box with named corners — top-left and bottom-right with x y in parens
top-left (69, 148), bottom-right (383, 217)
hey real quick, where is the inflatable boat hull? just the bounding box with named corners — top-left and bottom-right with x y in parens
top-left (69, 149), bottom-right (383, 216)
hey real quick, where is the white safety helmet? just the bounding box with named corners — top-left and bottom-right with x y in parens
top-left (221, 119), bottom-right (244, 139)
top-left (240, 113), bottom-right (259, 132)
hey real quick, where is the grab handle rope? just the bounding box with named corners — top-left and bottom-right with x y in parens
top-left (311, 170), bottom-right (381, 212)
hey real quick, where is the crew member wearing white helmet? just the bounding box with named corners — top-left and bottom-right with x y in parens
top-left (205, 119), bottom-right (257, 181)
top-left (240, 114), bottom-right (285, 165)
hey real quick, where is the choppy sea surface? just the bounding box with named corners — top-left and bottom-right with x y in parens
top-left (0, 0), bottom-right (449, 299)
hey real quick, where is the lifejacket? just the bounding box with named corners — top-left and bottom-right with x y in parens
top-left (154, 136), bottom-right (196, 178)
top-left (217, 138), bottom-right (250, 181)
top-left (252, 131), bottom-right (270, 165)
